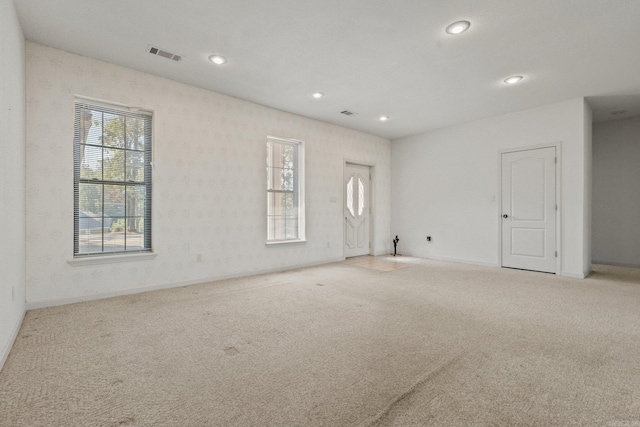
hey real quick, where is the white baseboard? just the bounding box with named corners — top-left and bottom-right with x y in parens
top-left (408, 252), bottom-right (592, 278)
top-left (26, 257), bottom-right (346, 310)
top-left (405, 252), bottom-right (500, 268)
top-left (373, 249), bottom-right (391, 256)
top-left (560, 271), bottom-right (589, 279)
top-left (0, 307), bottom-right (26, 373)
top-left (592, 260), bottom-right (640, 269)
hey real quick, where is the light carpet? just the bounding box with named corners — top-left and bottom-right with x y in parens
top-left (1, 259), bottom-right (640, 426)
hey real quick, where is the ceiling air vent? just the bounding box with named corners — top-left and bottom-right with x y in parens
top-left (148, 46), bottom-right (182, 62)
top-left (341, 110), bottom-right (356, 116)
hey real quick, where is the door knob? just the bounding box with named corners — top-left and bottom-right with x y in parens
top-left (502, 214), bottom-right (508, 218)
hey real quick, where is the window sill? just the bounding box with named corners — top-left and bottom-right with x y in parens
top-left (68, 252), bottom-right (157, 266)
top-left (266, 239), bottom-right (307, 246)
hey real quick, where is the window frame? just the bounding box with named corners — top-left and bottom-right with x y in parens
top-left (73, 99), bottom-right (153, 257)
top-left (266, 136), bottom-right (306, 244)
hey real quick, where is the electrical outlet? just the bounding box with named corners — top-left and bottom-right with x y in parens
top-left (427, 236), bottom-right (431, 242)
top-left (326, 242), bottom-right (330, 248)
top-left (196, 253), bottom-right (203, 262)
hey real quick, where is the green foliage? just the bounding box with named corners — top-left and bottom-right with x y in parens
top-left (266, 141), bottom-right (299, 240)
top-left (110, 218), bottom-right (126, 232)
top-left (79, 109), bottom-right (148, 236)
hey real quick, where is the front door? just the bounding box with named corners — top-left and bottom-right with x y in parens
top-left (344, 163), bottom-right (370, 258)
top-left (501, 147), bottom-right (557, 273)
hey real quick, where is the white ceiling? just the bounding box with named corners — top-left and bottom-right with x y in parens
top-left (14, 0), bottom-right (640, 139)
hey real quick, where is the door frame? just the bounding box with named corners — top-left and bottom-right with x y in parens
top-left (343, 159), bottom-right (376, 258)
top-left (498, 142), bottom-right (562, 274)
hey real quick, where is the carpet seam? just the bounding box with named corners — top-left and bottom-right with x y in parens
top-left (355, 353), bottom-right (465, 427)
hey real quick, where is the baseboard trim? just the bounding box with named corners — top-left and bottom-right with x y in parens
top-left (592, 260), bottom-right (640, 269)
top-left (407, 253), bottom-right (592, 278)
top-left (405, 253), bottom-right (499, 268)
top-left (560, 271), bottom-right (588, 279)
top-left (0, 307), bottom-right (26, 373)
top-left (26, 257), bottom-right (346, 310)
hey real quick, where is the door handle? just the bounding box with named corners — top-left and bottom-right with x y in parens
top-left (502, 214), bottom-right (508, 218)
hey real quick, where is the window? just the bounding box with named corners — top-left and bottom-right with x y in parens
top-left (266, 136), bottom-right (305, 242)
top-left (73, 101), bottom-right (152, 256)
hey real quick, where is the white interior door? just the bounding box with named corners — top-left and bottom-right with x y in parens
top-left (344, 164), bottom-right (370, 258)
top-left (501, 147), bottom-right (557, 273)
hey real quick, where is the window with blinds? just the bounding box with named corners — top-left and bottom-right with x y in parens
top-left (73, 101), bottom-right (152, 256)
top-left (266, 136), bottom-right (305, 242)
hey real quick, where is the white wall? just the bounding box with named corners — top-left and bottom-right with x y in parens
top-left (25, 42), bottom-right (391, 307)
top-left (592, 116), bottom-right (640, 267)
top-left (582, 100), bottom-right (593, 275)
top-left (391, 98), bottom-right (590, 278)
top-left (0, 0), bottom-right (26, 370)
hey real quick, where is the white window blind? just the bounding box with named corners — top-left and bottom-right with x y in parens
top-left (73, 101), bottom-right (152, 256)
top-left (267, 136), bottom-right (305, 242)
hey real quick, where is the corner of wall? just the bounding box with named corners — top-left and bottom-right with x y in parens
top-left (583, 98), bottom-right (593, 276)
top-left (0, 0), bottom-right (27, 373)
top-left (0, 310), bottom-right (26, 372)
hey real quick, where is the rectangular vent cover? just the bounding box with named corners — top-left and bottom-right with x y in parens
top-left (148, 46), bottom-right (181, 62)
top-left (341, 110), bottom-right (356, 116)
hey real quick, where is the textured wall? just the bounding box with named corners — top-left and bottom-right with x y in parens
top-left (592, 116), bottom-right (640, 267)
top-left (25, 42), bottom-right (390, 306)
top-left (0, 0), bottom-right (26, 369)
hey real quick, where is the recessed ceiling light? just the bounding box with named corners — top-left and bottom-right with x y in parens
top-left (208, 54), bottom-right (227, 65)
top-left (379, 116), bottom-right (389, 122)
top-left (504, 75), bottom-right (523, 85)
top-left (312, 92), bottom-right (324, 99)
top-left (445, 20), bottom-right (471, 35)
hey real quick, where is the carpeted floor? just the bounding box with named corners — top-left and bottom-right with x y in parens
top-left (1, 258), bottom-right (640, 426)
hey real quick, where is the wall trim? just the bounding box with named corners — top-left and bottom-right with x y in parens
top-left (26, 257), bottom-right (346, 310)
top-left (68, 252), bottom-right (157, 266)
top-left (592, 260), bottom-right (640, 269)
top-left (0, 307), bottom-right (26, 373)
top-left (560, 271), bottom-right (588, 279)
top-left (426, 256), bottom-right (500, 268)
top-left (402, 252), bottom-right (500, 268)
top-left (409, 252), bottom-right (590, 278)
top-left (406, 252), bottom-right (591, 278)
